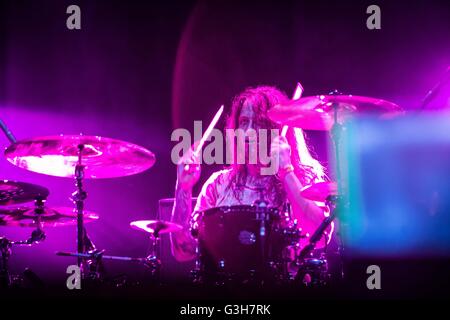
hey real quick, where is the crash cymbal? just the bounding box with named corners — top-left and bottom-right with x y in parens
top-left (5, 135), bottom-right (156, 179)
top-left (130, 220), bottom-right (183, 235)
top-left (0, 180), bottom-right (49, 206)
top-left (300, 181), bottom-right (338, 202)
top-left (268, 95), bottom-right (403, 130)
top-left (0, 206), bottom-right (99, 227)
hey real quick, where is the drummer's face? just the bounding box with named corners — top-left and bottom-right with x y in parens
top-left (237, 102), bottom-right (255, 164)
top-left (238, 102), bottom-right (258, 132)
top-left (238, 102), bottom-right (269, 167)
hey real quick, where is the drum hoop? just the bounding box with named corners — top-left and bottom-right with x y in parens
top-left (201, 205), bottom-right (279, 217)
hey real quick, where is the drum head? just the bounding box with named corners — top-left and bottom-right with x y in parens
top-left (198, 205), bottom-right (282, 280)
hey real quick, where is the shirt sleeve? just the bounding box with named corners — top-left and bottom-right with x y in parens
top-left (190, 170), bottom-right (223, 231)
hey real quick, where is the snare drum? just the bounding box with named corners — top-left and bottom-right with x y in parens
top-left (196, 205), bottom-right (297, 283)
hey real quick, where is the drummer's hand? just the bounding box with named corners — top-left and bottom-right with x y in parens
top-left (177, 145), bottom-right (201, 190)
top-left (271, 135), bottom-right (292, 168)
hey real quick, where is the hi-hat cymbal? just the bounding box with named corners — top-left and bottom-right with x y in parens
top-left (0, 180), bottom-right (49, 206)
top-left (0, 206), bottom-right (99, 227)
top-left (5, 135), bottom-right (156, 179)
top-left (130, 220), bottom-right (183, 235)
top-left (268, 95), bottom-right (403, 130)
top-left (300, 181), bottom-right (338, 202)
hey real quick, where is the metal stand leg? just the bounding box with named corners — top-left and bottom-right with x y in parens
top-left (330, 99), bottom-right (347, 283)
top-left (294, 94), bottom-right (347, 284)
top-left (145, 233), bottom-right (161, 281)
top-left (0, 225), bottom-right (47, 289)
top-left (0, 237), bottom-right (11, 288)
top-left (72, 144), bottom-right (87, 270)
top-left (71, 143), bottom-right (102, 280)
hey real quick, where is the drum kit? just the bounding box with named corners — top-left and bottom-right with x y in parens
top-left (0, 91), bottom-right (403, 289)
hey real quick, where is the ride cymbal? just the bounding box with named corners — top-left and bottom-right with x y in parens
top-left (5, 135), bottom-right (156, 179)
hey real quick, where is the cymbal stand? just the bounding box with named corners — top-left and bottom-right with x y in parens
top-left (294, 93), bottom-right (346, 283)
top-left (0, 237), bottom-right (12, 288)
top-left (56, 217), bottom-right (161, 282)
top-left (0, 208), bottom-right (46, 288)
top-left (145, 229), bottom-right (162, 280)
top-left (56, 247), bottom-right (161, 286)
top-left (254, 188), bottom-right (269, 279)
top-left (71, 144), bottom-right (100, 279)
top-left (294, 195), bottom-right (338, 280)
top-left (329, 95), bottom-right (347, 282)
top-left (57, 251), bottom-right (158, 266)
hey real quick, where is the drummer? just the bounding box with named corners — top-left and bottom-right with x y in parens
top-left (170, 85), bottom-right (328, 261)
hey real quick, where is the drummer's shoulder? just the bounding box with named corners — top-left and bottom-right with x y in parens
top-left (197, 168), bottom-right (232, 200)
top-left (204, 167), bottom-right (233, 185)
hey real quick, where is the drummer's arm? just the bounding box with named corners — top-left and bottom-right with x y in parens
top-left (170, 183), bottom-right (197, 262)
top-left (281, 171), bottom-right (325, 227)
top-left (272, 135), bottom-right (325, 227)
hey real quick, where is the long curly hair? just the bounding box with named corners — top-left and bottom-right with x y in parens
top-left (224, 85), bottom-right (327, 207)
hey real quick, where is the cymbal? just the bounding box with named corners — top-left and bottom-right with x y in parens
top-left (0, 180), bottom-right (49, 206)
top-left (300, 181), bottom-right (338, 202)
top-left (268, 95), bottom-right (403, 130)
top-left (5, 135), bottom-right (156, 179)
top-left (0, 206), bottom-right (99, 227)
top-left (130, 220), bottom-right (183, 235)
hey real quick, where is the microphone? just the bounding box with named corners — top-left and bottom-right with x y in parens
top-left (0, 118), bottom-right (17, 144)
top-left (419, 67), bottom-right (450, 111)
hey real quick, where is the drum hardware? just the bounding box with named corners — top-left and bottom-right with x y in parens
top-left (254, 187), bottom-right (270, 273)
top-left (52, 143), bottom-right (103, 278)
top-left (267, 92), bottom-right (403, 131)
top-left (191, 245), bottom-right (202, 284)
top-left (417, 66), bottom-right (450, 112)
top-left (0, 197), bottom-right (100, 287)
top-left (268, 90), bottom-right (404, 286)
top-left (0, 200), bottom-right (94, 279)
top-left (195, 205), bottom-right (293, 285)
top-left (129, 220), bottom-right (183, 278)
top-left (324, 91), bottom-right (349, 285)
top-left (295, 98), bottom-right (341, 283)
top-left (293, 194), bottom-right (339, 285)
top-left (4, 135), bottom-right (156, 179)
top-left (0, 89), bottom-right (410, 290)
top-left (4, 134), bottom-right (155, 284)
top-left (55, 251), bottom-right (161, 272)
top-left (0, 124), bottom-right (48, 287)
top-left (55, 220), bottom-right (178, 283)
top-left (0, 222), bottom-right (46, 287)
top-left (0, 118), bottom-right (17, 144)
top-left (0, 237), bottom-right (12, 288)
top-left (0, 205), bottom-right (99, 228)
top-left (296, 257), bottom-right (329, 286)
top-left (0, 194), bottom-right (98, 287)
top-left (0, 180), bottom-right (50, 206)
top-left (56, 248), bottom-right (165, 288)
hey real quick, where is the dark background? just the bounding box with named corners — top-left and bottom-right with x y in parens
top-left (0, 0), bottom-right (449, 291)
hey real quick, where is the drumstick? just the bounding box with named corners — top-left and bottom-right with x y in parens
top-left (281, 82), bottom-right (304, 137)
top-left (184, 105), bottom-right (224, 171)
top-left (193, 104), bottom-right (224, 157)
